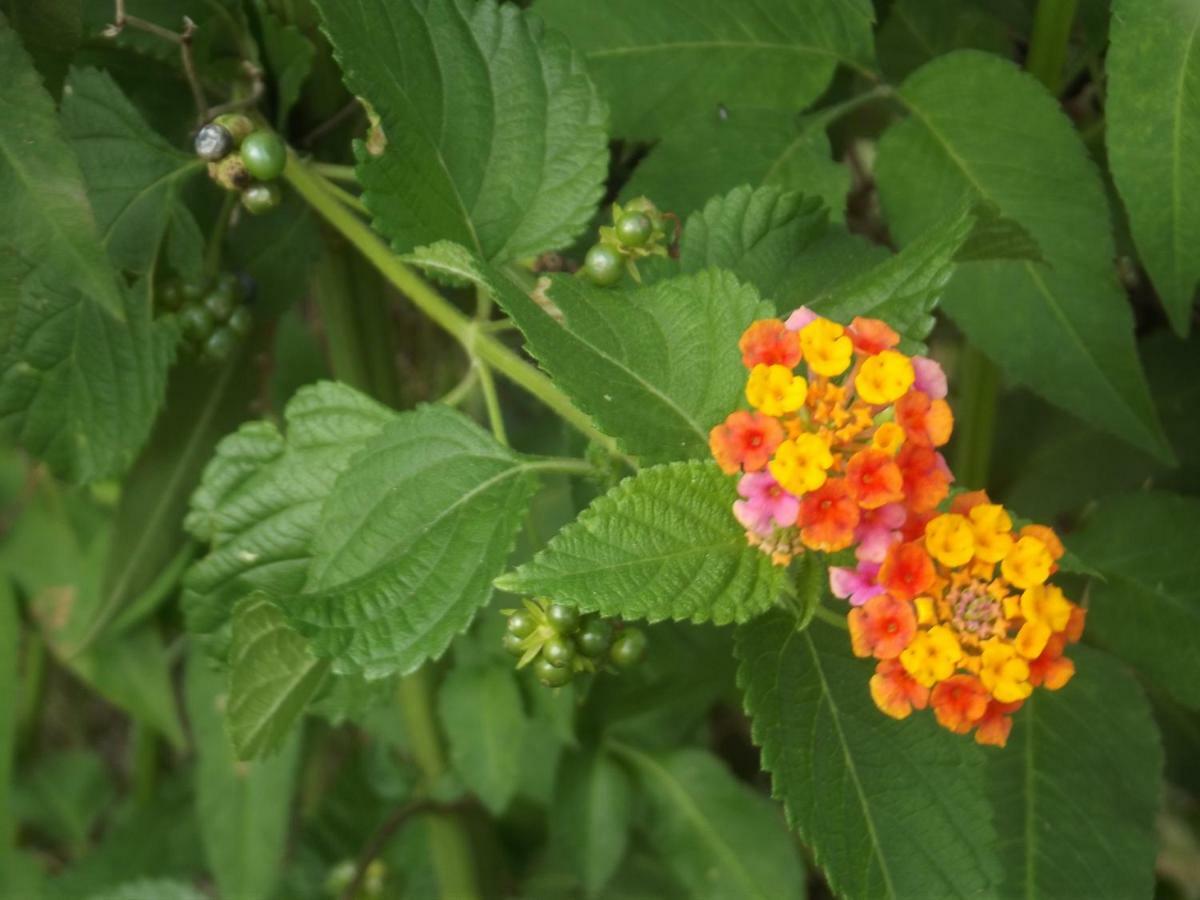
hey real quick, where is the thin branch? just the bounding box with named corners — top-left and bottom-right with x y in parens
top-left (300, 98), bottom-right (366, 147)
top-left (205, 60), bottom-right (266, 119)
top-left (105, 3), bottom-right (207, 126)
top-left (338, 799), bottom-right (459, 900)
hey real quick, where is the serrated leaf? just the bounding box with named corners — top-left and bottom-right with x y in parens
top-left (1107, 0), bottom-right (1200, 335)
top-left (498, 462), bottom-right (784, 625)
top-left (227, 594), bottom-right (328, 761)
top-left (281, 405), bottom-right (538, 678)
top-left (611, 744), bottom-right (805, 900)
top-left (89, 880), bottom-right (208, 900)
top-left (185, 651), bottom-right (299, 900)
top-left (551, 747), bottom-right (634, 897)
top-left (984, 645), bottom-right (1162, 898)
top-left (1068, 491), bottom-right (1200, 709)
top-left (876, 0), bottom-right (1011, 81)
top-left (0, 19), bottom-right (175, 483)
top-left (438, 662), bottom-right (527, 814)
top-left (60, 67), bottom-right (205, 278)
top-left (316, 0), bottom-right (607, 264)
top-left (735, 612), bottom-right (1001, 899)
top-left (257, 5), bottom-right (315, 129)
top-left (182, 381), bottom-right (395, 650)
top-left (876, 50), bottom-right (1172, 461)
top-left (623, 107), bottom-right (850, 219)
top-left (538, 0), bottom-right (875, 139)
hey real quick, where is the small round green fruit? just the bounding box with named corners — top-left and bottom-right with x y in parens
top-left (576, 618), bottom-right (614, 658)
top-left (507, 610), bottom-right (536, 638)
top-left (534, 657), bottom-right (573, 687)
top-left (609, 628), bottom-right (647, 669)
top-left (240, 131), bottom-right (287, 181)
top-left (203, 327), bottom-right (238, 362)
top-left (502, 633), bottom-right (525, 657)
top-left (583, 244), bottom-right (622, 287)
top-left (227, 306), bottom-right (253, 338)
top-left (179, 304), bottom-right (215, 341)
top-left (241, 182), bottom-right (281, 215)
top-left (543, 636), bottom-right (576, 669)
top-left (615, 211), bottom-right (653, 247)
top-left (547, 603), bottom-right (581, 634)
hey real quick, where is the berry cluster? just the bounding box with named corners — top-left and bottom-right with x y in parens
top-left (194, 113), bottom-right (286, 214)
top-left (582, 197), bottom-right (675, 287)
top-left (502, 599), bottom-right (646, 688)
top-left (158, 271), bottom-right (255, 362)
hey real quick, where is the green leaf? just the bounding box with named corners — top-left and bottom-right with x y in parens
top-left (735, 612), bottom-right (1001, 899)
top-left (438, 662), bottom-right (527, 814)
top-left (2, 0), bottom-right (81, 97)
top-left (183, 381), bottom-right (395, 649)
top-left (1106, 0), bottom-right (1200, 335)
top-left (185, 650), bottom-right (300, 900)
top-left (225, 189), bottom-right (323, 316)
top-left (0, 19), bottom-right (175, 483)
top-left (1068, 491), bottom-right (1200, 709)
top-left (623, 108), bottom-right (850, 219)
top-left (60, 67), bottom-right (205, 279)
top-left (14, 750), bottom-right (115, 854)
top-left (498, 462), bottom-right (784, 625)
top-left (611, 744), bottom-right (805, 900)
top-left (550, 747), bottom-right (633, 897)
top-left (316, 0), bottom-right (608, 264)
top-left (257, 4), bottom-right (315, 129)
top-left (537, 0), bottom-right (876, 139)
top-left (227, 594), bottom-right (328, 761)
top-left (282, 405), bottom-right (538, 677)
top-left (89, 880), bottom-right (208, 900)
top-left (876, 0), bottom-right (1010, 81)
top-left (876, 50), bottom-right (1172, 461)
top-left (984, 645), bottom-right (1162, 898)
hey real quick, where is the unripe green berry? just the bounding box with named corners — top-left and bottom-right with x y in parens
top-left (228, 306), bottom-right (253, 338)
top-left (507, 609), bottom-right (536, 638)
top-left (534, 657), bottom-right (573, 687)
top-left (576, 618), bottom-right (613, 658)
top-left (543, 636), bottom-right (576, 668)
top-left (240, 131), bottom-right (287, 181)
top-left (241, 182), bottom-right (281, 215)
top-left (203, 327), bottom-right (238, 362)
top-left (194, 123), bottom-right (233, 161)
top-left (583, 244), bottom-right (622, 287)
top-left (180, 304), bottom-right (215, 341)
top-left (181, 280), bottom-right (206, 304)
top-left (609, 628), bottom-right (647, 669)
top-left (203, 285), bottom-right (237, 322)
top-left (615, 211), bottom-right (653, 248)
top-left (547, 603), bottom-right (580, 634)
top-left (213, 112), bottom-right (254, 145)
top-left (502, 633), bottom-right (525, 657)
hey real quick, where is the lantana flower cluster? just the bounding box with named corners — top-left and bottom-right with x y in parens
top-left (709, 309), bottom-right (1084, 747)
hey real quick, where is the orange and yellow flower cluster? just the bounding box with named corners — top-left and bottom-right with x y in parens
top-left (709, 309), bottom-right (1085, 747)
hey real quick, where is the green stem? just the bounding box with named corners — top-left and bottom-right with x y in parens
top-left (952, 345), bottom-right (999, 489)
top-left (130, 723), bottom-right (157, 807)
top-left (475, 362), bottom-right (507, 445)
top-left (284, 155), bottom-right (624, 461)
top-left (1026, 0), bottom-right (1079, 94)
top-left (311, 162), bottom-right (359, 183)
top-left (204, 191), bottom-right (238, 281)
top-left (812, 605), bottom-right (849, 631)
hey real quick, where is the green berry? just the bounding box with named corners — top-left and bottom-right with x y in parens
top-left (194, 123), bottom-right (233, 161)
top-left (576, 618), bottom-right (613, 658)
top-left (181, 280), bottom-right (206, 304)
top-left (179, 304), bottom-right (215, 341)
top-left (547, 603), bottom-right (580, 634)
top-left (213, 113), bottom-right (254, 145)
top-left (615, 211), bottom-right (653, 248)
top-left (507, 610), bottom-right (536, 638)
top-left (609, 628), bottom-right (647, 669)
top-left (228, 306), bottom-right (254, 338)
top-left (203, 327), bottom-right (238, 362)
top-left (241, 182), bottom-right (281, 215)
top-left (203, 286), bottom-right (237, 322)
top-left (534, 657), bottom-right (572, 687)
top-left (240, 131), bottom-right (287, 181)
top-left (583, 244), bottom-right (622, 287)
top-left (502, 633), bottom-right (525, 657)
top-left (543, 636), bottom-right (576, 668)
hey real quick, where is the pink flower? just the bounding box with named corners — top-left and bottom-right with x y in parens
top-left (855, 502), bottom-right (906, 563)
top-left (733, 471), bottom-right (799, 536)
top-left (785, 306), bottom-right (819, 332)
top-left (830, 561), bottom-right (885, 606)
top-left (911, 356), bottom-right (947, 400)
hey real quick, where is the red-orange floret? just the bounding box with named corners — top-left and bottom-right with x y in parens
top-left (709, 411), bottom-right (783, 474)
top-left (878, 540), bottom-right (936, 601)
top-left (847, 317), bottom-right (900, 355)
top-left (799, 478), bottom-right (860, 551)
top-left (895, 390), bottom-right (953, 448)
top-left (896, 444), bottom-right (952, 513)
top-left (930, 674), bottom-right (990, 734)
top-left (849, 594), bottom-right (918, 660)
top-left (1028, 635), bottom-right (1076, 690)
top-left (845, 448), bottom-right (904, 509)
top-left (869, 659), bottom-right (930, 719)
top-left (739, 319), bottom-right (802, 369)
top-left (975, 699), bottom-right (1023, 747)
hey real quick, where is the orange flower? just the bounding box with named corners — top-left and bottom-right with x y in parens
top-left (975, 699), bottom-right (1023, 748)
top-left (895, 390), bottom-right (953, 447)
top-left (1064, 606), bottom-right (1087, 643)
top-left (930, 675), bottom-right (990, 734)
top-left (869, 659), bottom-right (929, 719)
top-left (950, 490), bottom-right (991, 516)
top-left (845, 448), bottom-right (904, 510)
top-left (847, 316), bottom-right (900, 355)
top-left (709, 411), bottom-right (783, 474)
top-left (1028, 635), bottom-right (1076, 690)
top-left (896, 444), bottom-right (952, 513)
top-left (849, 594), bottom-right (917, 660)
top-left (878, 540), bottom-right (936, 601)
top-left (739, 319), bottom-right (801, 369)
top-left (799, 478), bottom-right (860, 551)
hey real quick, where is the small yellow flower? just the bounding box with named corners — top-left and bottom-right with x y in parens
top-left (900, 625), bottom-right (963, 687)
top-left (745, 364), bottom-right (807, 416)
top-left (1014, 621), bottom-right (1051, 659)
top-left (871, 421), bottom-right (905, 455)
top-left (1002, 535), bottom-right (1053, 589)
top-left (799, 319), bottom-right (853, 377)
top-left (1020, 583), bottom-right (1072, 632)
top-left (855, 350), bottom-right (915, 405)
top-left (768, 434), bottom-right (833, 495)
top-left (979, 640), bottom-right (1032, 702)
top-left (968, 504), bottom-right (1013, 563)
top-left (924, 513), bottom-right (975, 567)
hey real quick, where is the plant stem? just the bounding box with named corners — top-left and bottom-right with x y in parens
top-left (284, 155), bottom-right (623, 460)
top-left (812, 605), bottom-right (849, 631)
top-left (476, 362), bottom-right (508, 445)
top-left (1026, 0), bottom-right (1080, 95)
top-left (952, 345), bottom-right (999, 489)
top-left (130, 723), bottom-right (157, 807)
top-left (311, 162), bottom-right (359, 183)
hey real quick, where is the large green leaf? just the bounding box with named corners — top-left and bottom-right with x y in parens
top-left (60, 67), bottom-right (205, 279)
top-left (611, 744), bottom-right (805, 900)
top-left (185, 651), bottom-right (300, 900)
top-left (735, 611), bottom-right (1001, 899)
top-left (316, 0), bottom-right (608, 264)
top-left (282, 405), bottom-right (538, 678)
top-left (182, 381), bottom-right (395, 648)
top-left (876, 50), bottom-right (1172, 461)
top-left (550, 747), bottom-right (634, 897)
top-left (0, 18), bottom-right (175, 483)
top-left (1068, 491), bottom-right (1200, 709)
top-left (90, 880), bottom-right (208, 900)
top-left (497, 462), bottom-right (784, 625)
top-left (438, 661), bottom-right (527, 814)
top-left (623, 108), bottom-right (850, 219)
top-left (537, 0), bottom-right (876, 139)
top-left (1107, 0), bottom-right (1200, 335)
top-left (876, 0), bottom-right (1010, 81)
